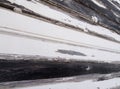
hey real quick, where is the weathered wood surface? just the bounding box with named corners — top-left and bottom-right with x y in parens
top-left (0, 0), bottom-right (120, 84)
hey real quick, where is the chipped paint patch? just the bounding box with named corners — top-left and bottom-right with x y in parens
top-left (56, 49), bottom-right (86, 56)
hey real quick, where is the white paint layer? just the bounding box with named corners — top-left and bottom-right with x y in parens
top-left (13, 78), bottom-right (120, 89)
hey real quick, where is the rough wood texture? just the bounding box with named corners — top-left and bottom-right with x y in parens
top-left (45, 0), bottom-right (120, 34)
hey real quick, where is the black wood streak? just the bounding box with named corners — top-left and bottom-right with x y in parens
top-left (0, 59), bottom-right (120, 82)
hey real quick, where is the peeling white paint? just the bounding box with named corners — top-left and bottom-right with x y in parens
top-left (6, 0), bottom-right (120, 42)
top-left (91, 0), bottom-right (106, 9)
top-left (13, 78), bottom-right (120, 89)
top-left (0, 4), bottom-right (120, 62)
